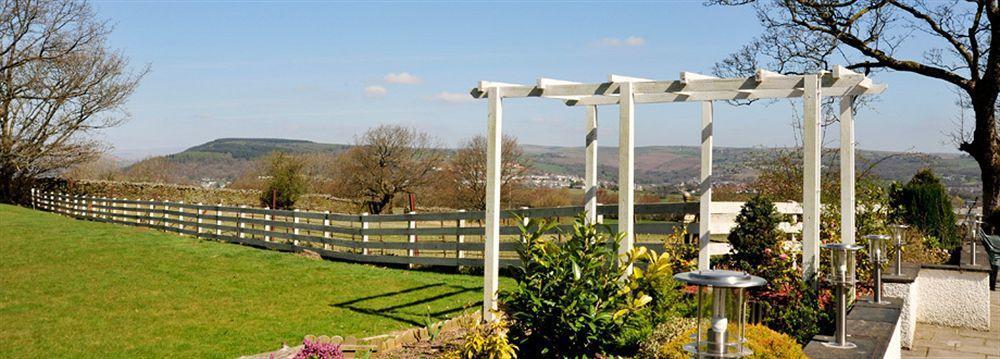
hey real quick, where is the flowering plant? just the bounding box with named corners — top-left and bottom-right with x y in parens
top-left (294, 340), bottom-right (343, 359)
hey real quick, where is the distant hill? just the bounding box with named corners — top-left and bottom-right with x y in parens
top-left (133, 138), bottom-right (981, 196)
top-left (169, 138), bottom-right (350, 161)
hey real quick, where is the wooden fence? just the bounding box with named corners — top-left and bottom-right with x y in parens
top-left (31, 189), bottom-right (700, 268)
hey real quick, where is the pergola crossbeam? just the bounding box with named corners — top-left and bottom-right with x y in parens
top-left (471, 72), bottom-right (884, 103)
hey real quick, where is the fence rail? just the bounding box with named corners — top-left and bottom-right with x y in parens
top-left (30, 189), bottom-right (700, 268)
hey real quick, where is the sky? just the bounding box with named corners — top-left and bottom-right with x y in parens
top-left (92, 1), bottom-right (969, 160)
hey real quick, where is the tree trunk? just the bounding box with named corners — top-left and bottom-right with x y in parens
top-left (965, 93), bottom-right (1000, 233)
top-left (369, 194), bottom-right (394, 215)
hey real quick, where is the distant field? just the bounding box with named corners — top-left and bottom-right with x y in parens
top-left (0, 204), bottom-right (500, 358)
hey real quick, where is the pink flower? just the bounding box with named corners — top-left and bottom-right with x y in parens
top-left (779, 253), bottom-right (789, 260)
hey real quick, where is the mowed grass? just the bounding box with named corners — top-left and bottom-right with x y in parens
top-left (0, 204), bottom-right (502, 358)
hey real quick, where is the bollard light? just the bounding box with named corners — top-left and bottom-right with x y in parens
top-left (822, 242), bottom-right (863, 349)
top-left (674, 270), bottom-right (766, 358)
top-left (889, 224), bottom-right (909, 276)
top-left (865, 234), bottom-right (890, 304)
top-left (968, 214), bottom-right (982, 266)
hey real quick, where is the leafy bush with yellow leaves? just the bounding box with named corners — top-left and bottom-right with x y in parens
top-left (443, 318), bottom-right (517, 359)
top-left (655, 324), bottom-right (807, 359)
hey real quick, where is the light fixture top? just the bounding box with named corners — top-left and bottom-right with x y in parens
top-left (674, 269), bottom-right (766, 288)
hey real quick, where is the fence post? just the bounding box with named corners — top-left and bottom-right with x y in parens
top-left (196, 202), bottom-right (204, 237)
top-left (361, 212), bottom-right (370, 255)
top-left (457, 209), bottom-right (466, 263)
top-left (148, 199), bottom-right (154, 226)
top-left (110, 197), bottom-right (117, 221)
top-left (323, 211), bottom-right (331, 250)
top-left (264, 207), bottom-right (272, 242)
top-left (408, 211), bottom-right (417, 269)
top-left (30, 188), bottom-right (36, 209)
top-left (238, 205), bottom-right (247, 239)
top-left (292, 209), bottom-right (300, 246)
top-left (215, 203), bottom-right (222, 237)
top-left (164, 202), bottom-right (170, 229)
top-left (177, 201), bottom-right (185, 232)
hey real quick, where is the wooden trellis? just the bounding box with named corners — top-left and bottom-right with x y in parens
top-left (470, 66), bottom-right (886, 321)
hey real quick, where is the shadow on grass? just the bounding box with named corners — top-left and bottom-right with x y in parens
top-left (330, 283), bottom-right (482, 327)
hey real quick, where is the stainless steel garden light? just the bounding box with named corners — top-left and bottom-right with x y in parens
top-left (888, 224), bottom-right (909, 276)
top-left (967, 213), bottom-right (982, 266)
top-left (674, 269), bottom-right (766, 358)
top-left (865, 234), bottom-right (890, 304)
top-left (821, 242), bottom-right (863, 349)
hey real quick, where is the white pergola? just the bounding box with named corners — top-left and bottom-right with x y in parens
top-left (470, 66), bottom-right (886, 322)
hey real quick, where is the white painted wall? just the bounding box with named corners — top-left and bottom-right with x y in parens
top-left (914, 269), bottom-right (991, 330)
top-left (884, 281), bottom-right (919, 348)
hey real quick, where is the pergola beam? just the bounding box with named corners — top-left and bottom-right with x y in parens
top-left (472, 72), bottom-right (878, 101)
top-left (584, 105), bottom-right (599, 224)
top-left (802, 74), bottom-right (822, 279)
top-left (618, 81), bottom-right (636, 276)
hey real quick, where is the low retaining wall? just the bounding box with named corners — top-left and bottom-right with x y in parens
top-left (804, 298), bottom-right (903, 358)
top-left (881, 243), bottom-right (992, 349)
top-left (915, 266), bottom-right (991, 330)
top-left (884, 264), bottom-right (920, 348)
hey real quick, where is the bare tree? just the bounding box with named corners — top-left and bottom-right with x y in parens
top-left (711, 0), bottom-right (1000, 230)
top-left (331, 125), bottom-right (443, 214)
top-left (443, 135), bottom-right (531, 210)
top-left (0, 0), bottom-right (146, 203)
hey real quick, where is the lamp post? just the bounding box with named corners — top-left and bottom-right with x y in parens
top-left (674, 269), bottom-right (766, 358)
top-left (967, 213), bottom-right (982, 266)
top-left (821, 242), bottom-right (863, 349)
top-left (888, 224), bottom-right (909, 276)
top-left (865, 234), bottom-right (890, 304)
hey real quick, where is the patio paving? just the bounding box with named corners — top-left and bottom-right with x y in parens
top-left (904, 290), bottom-right (1000, 358)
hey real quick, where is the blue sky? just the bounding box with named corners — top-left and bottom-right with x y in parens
top-left (93, 1), bottom-right (966, 159)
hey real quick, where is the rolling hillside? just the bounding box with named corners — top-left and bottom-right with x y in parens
top-left (133, 138), bottom-right (981, 194)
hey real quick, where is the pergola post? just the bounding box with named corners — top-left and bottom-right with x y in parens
top-left (584, 105), bottom-right (599, 223)
top-left (698, 101), bottom-right (713, 270)
top-left (483, 86), bottom-right (503, 322)
top-left (618, 81), bottom-right (636, 273)
top-left (840, 96), bottom-right (856, 245)
top-left (802, 74), bottom-right (822, 279)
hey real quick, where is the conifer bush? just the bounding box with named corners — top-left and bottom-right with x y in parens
top-left (889, 169), bottom-right (959, 249)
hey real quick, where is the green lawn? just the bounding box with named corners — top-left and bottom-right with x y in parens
top-left (0, 204), bottom-right (501, 358)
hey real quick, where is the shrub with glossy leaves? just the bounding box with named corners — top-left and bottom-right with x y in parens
top-left (500, 215), bottom-right (673, 357)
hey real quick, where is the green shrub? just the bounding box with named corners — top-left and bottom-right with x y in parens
top-left (500, 215), bottom-right (676, 357)
top-left (258, 152), bottom-right (307, 209)
top-left (720, 196), bottom-right (822, 344)
top-left (655, 324), bottom-right (806, 359)
top-left (889, 169), bottom-right (959, 249)
top-left (724, 195), bottom-right (785, 273)
top-left (443, 318), bottom-right (517, 359)
top-left (636, 317), bottom-right (695, 359)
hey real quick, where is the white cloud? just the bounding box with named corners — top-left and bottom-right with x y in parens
top-left (624, 36), bottom-right (645, 46)
top-left (364, 85), bottom-right (387, 97)
top-left (384, 72), bottom-right (422, 84)
top-left (428, 91), bottom-right (476, 104)
top-left (592, 36), bottom-right (645, 47)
